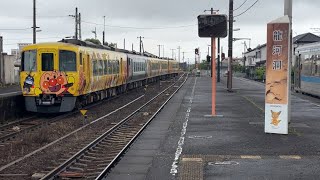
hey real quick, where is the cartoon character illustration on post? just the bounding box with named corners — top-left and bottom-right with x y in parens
top-left (271, 110), bottom-right (281, 126)
top-left (40, 71), bottom-right (74, 95)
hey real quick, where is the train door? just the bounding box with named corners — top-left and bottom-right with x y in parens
top-left (84, 53), bottom-right (91, 92)
top-left (127, 57), bottom-right (132, 81)
top-left (294, 54), bottom-right (301, 90)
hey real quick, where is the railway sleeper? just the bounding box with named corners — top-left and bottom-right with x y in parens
top-left (78, 159), bottom-right (92, 163)
top-left (68, 166), bottom-right (84, 172)
top-left (92, 159), bottom-right (113, 164)
top-left (85, 151), bottom-right (101, 156)
top-left (73, 162), bottom-right (88, 167)
top-left (83, 155), bottom-right (97, 160)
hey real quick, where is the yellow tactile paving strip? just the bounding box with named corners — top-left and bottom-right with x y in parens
top-left (179, 158), bottom-right (203, 180)
top-left (178, 154), bottom-right (304, 180)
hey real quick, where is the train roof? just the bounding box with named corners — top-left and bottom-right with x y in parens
top-left (59, 39), bottom-right (176, 61)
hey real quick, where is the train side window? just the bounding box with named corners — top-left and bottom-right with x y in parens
top-left (104, 60), bottom-right (108, 75)
top-left (42, 53), bottom-right (54, 71)
top-left (92, 60), bottom-right (97, 76)
top-left (98, 60), bottom-right (103, 76)
top-left (80, 53), bottom-right (83, 65)
top-left (59, 50), bottom-right (76, 71)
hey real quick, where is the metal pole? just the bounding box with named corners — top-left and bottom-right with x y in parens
top-left (124, 38), bottom-right (126, 50)
top-left (163, 45), bottom-right (164, 58)
top-left (157, 45), bottom-right (161, 57)
top-left (33, 0), bottom-right (36, 44)
top-left (0, 36), bottom-right (3, 84)
top-left (103, 16), bottom-right (105, 44)
top-left (217, 38), bottom-right (221, 82)
top-left (178, 46), bottom-right (181, 64)
top-left (227, 0), bottom-right (234, 91)
top-left (171, 49), bottom-right (175, 59)
top-left (75, 7), bottom-right (78, 40)
top-left (79, 13), bottom-right (82, 40)
top-left (284, 0), bottom-right (292, 123)
top-left (208, 8), bottom-right (217, 115)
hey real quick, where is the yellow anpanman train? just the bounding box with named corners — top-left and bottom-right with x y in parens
top-left (20, 39), bottom-right (179, 113)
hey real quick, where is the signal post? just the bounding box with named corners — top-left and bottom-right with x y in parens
top-left (198, 11), bottom-right (227, 117)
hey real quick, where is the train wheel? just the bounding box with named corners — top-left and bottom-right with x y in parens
top-left (75, 98), bottom-right (83, 110)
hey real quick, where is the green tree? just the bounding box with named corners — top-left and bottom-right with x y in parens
top-left (255, 67), bottom-right (265, 80)
top-left (85, 38), bottom-right (101, 45)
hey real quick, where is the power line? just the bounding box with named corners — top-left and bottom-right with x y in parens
top-left (4, 37), bottom-right (61, 41)
top-left (234, 0), bottom-right (259, 18)
top-left (81, 20), bottom-right (196, 29)
top-left (233, 0), bottom-right (248, 11)
top-left (0, 28), bottom-right (30, 31)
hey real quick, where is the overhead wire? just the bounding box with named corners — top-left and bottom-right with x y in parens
top-left (233, 0), bottom-right (248, 11)
top-left (234, 0), bottom-right (260, 18)
top-left (0, 28), bottom-right (30, 31)
top-left (81, 20), bottom-right (196, 29)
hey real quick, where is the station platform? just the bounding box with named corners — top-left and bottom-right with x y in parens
top-left (107, 74), bottom-right (320, 180)
top-left (0, 85), bottom-right (21, 97)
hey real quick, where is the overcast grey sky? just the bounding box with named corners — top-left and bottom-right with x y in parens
top-left (0, 0), bottom-right (319, 62)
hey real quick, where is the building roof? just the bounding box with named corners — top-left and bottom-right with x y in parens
top-left (293, 32), bottom-right (320, 44)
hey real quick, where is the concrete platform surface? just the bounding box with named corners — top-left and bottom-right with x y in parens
top-left (0, 85), bottom-right (21, 97)
top-left (106, 75), bottom-right (320, 180)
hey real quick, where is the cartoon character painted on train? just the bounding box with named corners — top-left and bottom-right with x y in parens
top-left (23, 74), bottom-right (35, 93)
top-left (40, 71), bottom-right (74, 95)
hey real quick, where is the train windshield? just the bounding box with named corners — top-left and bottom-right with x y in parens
top-left (22, 50), bottom-right (37, 72)
top-left (59, 50), bottom-right (76, 71)
top-left (42, 53), bottom-right (54, 71)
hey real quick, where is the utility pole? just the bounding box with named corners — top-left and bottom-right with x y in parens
top-left (0, 36), bottom-right (3, 84)
top-left (33, 0), bottom-right (36, 44)
top-left (182, 52), bottom-right (185, 63)
top-left (227, 0), bottom-right (234, 92)
top-left (177, 46), bottom-right (181, 64)
top-left (157, 45), bottom-right (161, 57)
top-left (92, 27), bottom-right (97, 39)
top-left (217, 38), bottom-right (221, 82)
top-left (103, 16), bottom-right (106, 45)
top-left (284, 0), bottom-right (292, 123)
top-left (124, 38), bottom-right (126, 50)
top-left (170, 49), bottom-right (175, 59)
top-left (137, 36), bottom-right (144, 55)
top-left (75, 7), bottom-right (78, 40)
top-left (132, 43), bottom-right (133, 51)
top-left (162, 45), bottom-right (165, 58)
top-left (78, 13), bottom-right (82, 40)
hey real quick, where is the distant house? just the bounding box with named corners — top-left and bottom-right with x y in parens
top-left (293, 32), bottom-right (320, 45)
top-left (244, 32), bottom-right (320, 68)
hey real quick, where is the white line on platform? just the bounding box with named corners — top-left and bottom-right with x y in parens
top-left (170, 77), bottom-right (197, 176)
top-left (0, 91), bottom-right (21, 96)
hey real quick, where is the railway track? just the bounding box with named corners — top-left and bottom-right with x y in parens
top-left (0, 114), bottom-right (69, 143)
top-left (0, 74), bottom-right (184, 178)
top-left (0, 93), bottom-right (124, 144)
top-left (40, 74), bottom-right (188, 179)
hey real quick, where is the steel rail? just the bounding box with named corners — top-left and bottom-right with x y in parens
top-left (41, 74), bottom-right (187, 180)
top-left (0, 95), bottom-right (144, 173)
top-left (96, 74), bottom-right (188, 179)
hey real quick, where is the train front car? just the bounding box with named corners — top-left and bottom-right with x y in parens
top-left (20, 43), bottom-right (80, 113)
